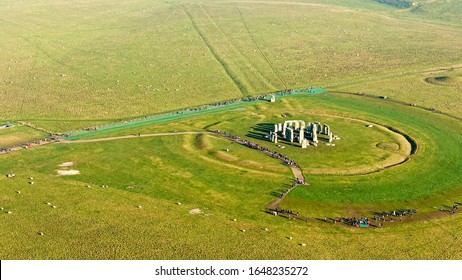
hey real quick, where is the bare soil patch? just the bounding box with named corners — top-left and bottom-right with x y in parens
top-left (57, 170), bottom-right (80, 176)
top-left (189, 208), bottom-right (202, 215)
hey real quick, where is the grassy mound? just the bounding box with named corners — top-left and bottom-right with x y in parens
top-left (376, 142), bottom-right (400, 151)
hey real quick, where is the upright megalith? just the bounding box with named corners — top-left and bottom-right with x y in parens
top-left (282, 122), bottom-right (287, 137)
top-left (301, 138), bottom-right (309, 149)
top-left (294, 121), bottom-right (300, 130)
top-left (312, 129), bottom-right (318, 143)
top-left (270, 132), bottom-right (278, 143)
top-left (315, 122), bottom-right (322, 133)
top-left (323, 124), bottom-right (329, 135)
top-left (311, 123), bottom-right (317, 135)
top-left (287, 127), bottom-right (294, 142)
top-left (266, 119), bottom-right (337, 148)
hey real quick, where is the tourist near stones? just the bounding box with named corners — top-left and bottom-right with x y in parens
top-left (269, 120), bottom-right (338, 148)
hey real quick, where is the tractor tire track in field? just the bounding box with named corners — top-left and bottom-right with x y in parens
top-left (182, 5), bottom-right (249, 96)
top-left (20, 35), bottom-right (94, 82)
top-left (236, 6), bottom-right (287, 90)
top-left (198, 4), bottom-right (277, 92)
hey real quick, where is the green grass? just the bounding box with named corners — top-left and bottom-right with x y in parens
top-left (1, 0), bottom-right (462, 131)
top-left (333, 68), bottom-right (462, 118)
top-left (1, 0), bottom-right (462, 260)
top-left (66, 92), bottom-right (462, 202)
top-left (0, 123), bottom-right (48, 148)
top-left (1, 93), bottom-right (461, 259)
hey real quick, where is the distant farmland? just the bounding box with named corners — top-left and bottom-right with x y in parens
top-left (1, 0), bottom-right (461, 131)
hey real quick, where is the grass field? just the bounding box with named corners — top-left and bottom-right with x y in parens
top-left (1, 0), bottom-right (462, 260)
top-left (1, 93), bottom-right (461, 259)
top-left (1, 0), bottom-right (462, 131)
top-left (0, 124), bottom-right (48, 148)
top-left (334, 68), bottom-right (462, 118)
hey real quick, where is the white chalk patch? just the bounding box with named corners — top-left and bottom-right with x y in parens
top-left (59, 162), bottom-right (74, 167)
top-left (189, 208), bottom-right (202, 215)
top-left (57, 170), bottom-right (80, 176)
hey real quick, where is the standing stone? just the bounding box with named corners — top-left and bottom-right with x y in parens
top-left (282, 122), bottom-right (287, 137)
top-left (299, 129), bottom-right (304, 144)
top-left (287, 128), bottom-right (294, 142)
top-left (278, 123), bottom-right (283, 131)
top-left (325, 125), bottom-right (330, 135)
top-left (301, 138), bottom-right (308, 149)
top-left (270, 132), bottom-right (278, 143)
top-left (294, 121), bottom-right (300, 130)
top-left (329, 132), bottom-right (333, 143)
top-left (270, 95), bottom-right (276, 103)
top-left (323, 124), bottom-right (328, 135)
top-left (300, 121), bottom-right (306, 132)
top-left (315, 122), bottom-right (322, 133)
top-left (274, 124), bottom-right (278, 133)
top-left (312, 129), bottom-right (318, 143)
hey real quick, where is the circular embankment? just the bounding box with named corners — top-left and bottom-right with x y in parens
top-left (231, 113), bottom-right (418, 176)
top-left (424, 76), bottom-right (462, 87)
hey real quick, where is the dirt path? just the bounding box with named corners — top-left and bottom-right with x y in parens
top-left (60, 131), bottom-right (209, 143)
top-left (290, 165), bottom-right (304, 182)
top-left (266, 167), bottom-right (304, 210)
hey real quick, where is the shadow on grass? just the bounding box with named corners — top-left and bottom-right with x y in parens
top-left (245, 131), bottom-right (267, 141)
